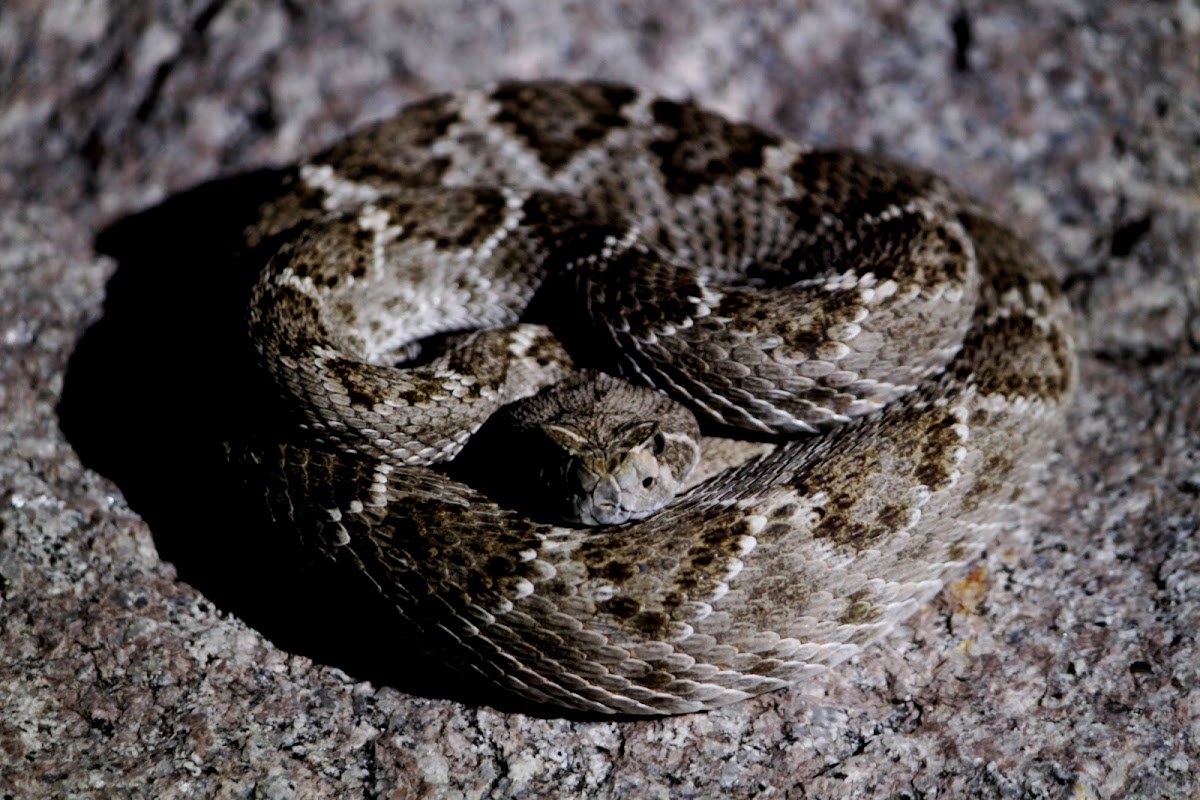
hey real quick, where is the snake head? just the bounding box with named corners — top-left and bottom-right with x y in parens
top-left (453, 370), bottom-right (701, 528)
top-left (541, 418), bottom-right (695, 526)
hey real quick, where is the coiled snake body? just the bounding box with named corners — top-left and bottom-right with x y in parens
top-left (242, 81), bottom-right (1076, 715)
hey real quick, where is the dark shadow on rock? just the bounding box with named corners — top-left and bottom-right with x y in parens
top-left (56, 171), bottom-right (615, 720)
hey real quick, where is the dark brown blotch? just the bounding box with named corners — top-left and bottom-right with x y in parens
top-left (602, 559), bottom-right (638, 582)
top-left (323, 358), bottom-right (384, 409)
top-left (770, 503), bottom-right (798, 521)
top-left (837, 589), bottom-right (884, 625)
top-left (914, 414), bottom-right (961, 490)
top-left (959, 449), bottom-right (1018, 514)
top-left (484, 554), bottom-right (515, 579)
top-left (876, 504), bottom-right (908, 531)
top-left (647, 99), bottom-right (779, 196)
top-left (629, 611), bottom-right (671, 640)
top-left (492, 82), bottom-right (638, 172)
top-left (788, 150), bottom-right (937, 219)
top-left (318, 94), bottom-right (461, 185)
top-left (602, 595), bottom-right (642, 620)
top-left (957, 313), bottom-right (1074, 401)
top-left (377, 189), bottom-right (511, 250)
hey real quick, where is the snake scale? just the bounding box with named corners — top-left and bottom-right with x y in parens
top-left (239, 81), bottom-right (1076, 715)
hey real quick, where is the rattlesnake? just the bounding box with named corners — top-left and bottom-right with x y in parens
top-left (239, 81), bottom-right (1076, 715)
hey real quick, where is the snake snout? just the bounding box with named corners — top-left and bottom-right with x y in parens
top-left (586, 477), bottom-right (630, 526)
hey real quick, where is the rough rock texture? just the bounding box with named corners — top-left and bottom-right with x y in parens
top-left (2, 1), bottom-right (1197, 797)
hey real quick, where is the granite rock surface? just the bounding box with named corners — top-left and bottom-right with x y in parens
top-left (2, 1), bottom-right (1198, 797)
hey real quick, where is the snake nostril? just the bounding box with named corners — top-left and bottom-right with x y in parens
top-left (642, 477), bottom-right (654, 488)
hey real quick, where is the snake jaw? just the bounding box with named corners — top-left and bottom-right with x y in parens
top-left (577, 473), bottom-right (630, 526)
top-left (561, 449), bottom-right (660, 527)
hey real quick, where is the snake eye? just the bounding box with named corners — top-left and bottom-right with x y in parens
top-left (652, 432), bottom-right (666, 456)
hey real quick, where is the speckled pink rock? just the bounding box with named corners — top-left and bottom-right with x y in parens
top-left (1, 2), bottom-right (1197, 797)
